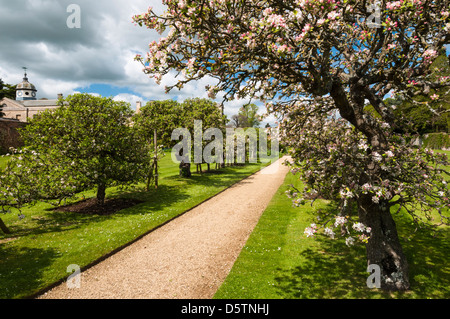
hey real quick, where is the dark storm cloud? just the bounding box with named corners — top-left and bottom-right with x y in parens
top-left (0, 0), bottom-right (151, 86)
top-left (0, 0), bottom-right (102, 51)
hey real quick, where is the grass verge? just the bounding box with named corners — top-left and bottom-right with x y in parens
top-left (0, 155), bottom-right (9, 170)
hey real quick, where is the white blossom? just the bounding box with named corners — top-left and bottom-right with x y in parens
top-left (324, 227), bottom-right (335, 239)
top-left (345, 237), bottom-right (355, 246)
top-left (352, 222), bottom-right (366, 232)
top-left (372, 152), bottom-right (382, 162)
top-left (304, 224), bottom-right (317, 237)
top-left (385, 151), bottom-right (394, 158)
top-left (334, 216), bottom-right (347, 227)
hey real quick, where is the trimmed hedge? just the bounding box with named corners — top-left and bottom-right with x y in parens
top-left (423, 133), bottom-right (450, 150)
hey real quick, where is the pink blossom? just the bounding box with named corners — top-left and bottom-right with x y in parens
top-left (386, 150), bottom-right (394, 158)
top-left (423, 49), bottom-right (438, 59)
top-left (345, 237), bottom-right (355, 246)
top-left (334, 216), bottom-right (347, 227)
top-left (304, 224), bottom-right (317, 237)
top-left (327, 11), bottom-right (340, 20)
top-left (386, 1), bottom-right (402, 10)
top-left (324, 227), bottom-right (335, 239)
top-left (387, 44), bottom-right (397, 50)
top-left (353, 222), bottom-right (366, 232)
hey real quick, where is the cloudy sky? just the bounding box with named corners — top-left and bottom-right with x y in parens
top-left (2, 1), bottom-right (448, 126)
top-left (0, 0), bottom-right (271, 124)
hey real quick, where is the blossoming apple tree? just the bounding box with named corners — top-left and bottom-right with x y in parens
top-left (133, 0), bottom-right (450, 290)
top-left (0, 146), bottom-right (88, 233)
top-left (19, 93), bottom-right (150, 206)
top-left (0, 94), bottom-right (150, 233)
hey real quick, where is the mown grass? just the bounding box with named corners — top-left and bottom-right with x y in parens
top-left (0, 155), bottom-right (9, 170)
top-left (214, 152), bottom-right (449, 299)
top-left (0, 152), bottom-right (272, 299)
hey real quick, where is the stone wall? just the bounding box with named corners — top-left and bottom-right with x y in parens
top-left (0, 119), bottom-right (27, 154)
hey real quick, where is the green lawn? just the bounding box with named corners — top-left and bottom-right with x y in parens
top-left (214, 153), bottom-right (449, 299)
top-left (0, 155), bottom-right (10, 170)
top-left (0, 152), bottom-right (271, 299)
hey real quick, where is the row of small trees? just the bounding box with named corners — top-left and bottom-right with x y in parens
top-left (0, 94), bottom-right (225, 233)
top-left (135, 97), bottom-right (228, 184)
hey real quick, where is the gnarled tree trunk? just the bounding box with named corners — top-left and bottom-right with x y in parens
top-left (358, 194), bottom-right (410, 291)
top-left (331, 81), bottom-right (409, 290)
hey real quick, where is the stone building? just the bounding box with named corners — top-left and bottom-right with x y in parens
top-left (1, 70), bottom-right (143, 123)
top-left (0, 70), bottom-right (60, 122)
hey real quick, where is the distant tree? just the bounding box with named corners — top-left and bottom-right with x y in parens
top-left (0, 79), bottom-right (16, 101)
top-left (0, 79), bottom-right (3, 118)
top-left (134, 100), bottom-right (184, 148)
top-left (230, 113), bottom-right (247, 128)
top-left (181, 98), bottom-right (226, 172)
top-left (0, 79), bottom-right (16, 118)
top-left (133, 99), bottom-right (182, 189)
top-left (230, 104), bottom-right (261, 128)
top-left (390, 51), bottom-right (450, 134)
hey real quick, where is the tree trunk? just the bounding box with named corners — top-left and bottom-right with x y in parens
top-left (153, 130), bottom-right (158, 189)
top-left (154, 156), bottom-right (158, 188)
top-left (179, 161), bottom-right (191, 177)
top-left (96, 183), bottom-right (106, 206)
top-left (146, 160), bottom-right (154, 192)
top-left (0, 218), bottom-right (11, 234)
top-left (330, 81), bottom-right (408, 290)
top-left (358, 195), bottom-right (410, 291)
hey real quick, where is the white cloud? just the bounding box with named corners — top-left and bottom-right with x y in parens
top-left (40, 80), bottom-right (85, 99)
top-left (113, 93), bottom-right (144, 109)
top-left (72, 91), bottom-right (101, 98)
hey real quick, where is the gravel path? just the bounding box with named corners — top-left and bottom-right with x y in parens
top-left (38, 157), bottom-right (291, 299)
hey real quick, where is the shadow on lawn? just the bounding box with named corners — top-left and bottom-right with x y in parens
top-left (273, 211), bottom-right (449, 299)
top-left (162, 163), bottom-right (262, 187)
top-left (273, 239), bottom-right (368, 299)
top-left (0, 245), bottom-right (60, 299)
top-left (2, 184), bottom-right (191, 239)
top-left (399, 223), bottom-right (450, 298)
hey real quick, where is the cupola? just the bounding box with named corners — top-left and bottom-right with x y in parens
top-left (16, 67), bottom-right (37, 101)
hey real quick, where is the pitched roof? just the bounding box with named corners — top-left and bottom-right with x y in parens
top-left (1, 98), bottom-right (26, 109)
top-left (22, 100), bottom-right (59, 107)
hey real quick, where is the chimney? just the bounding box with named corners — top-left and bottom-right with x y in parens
top-left (136, 101), bottom-right (142, 113)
